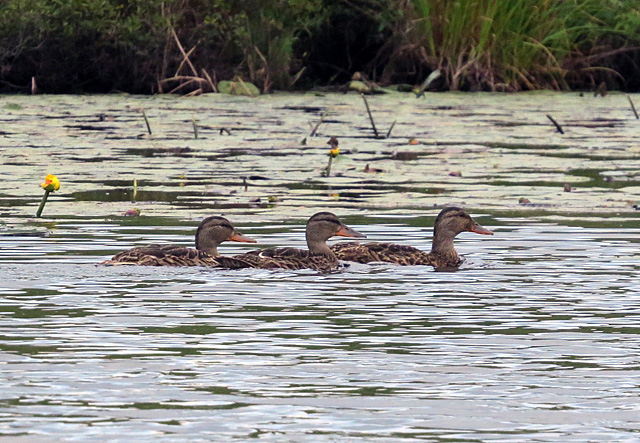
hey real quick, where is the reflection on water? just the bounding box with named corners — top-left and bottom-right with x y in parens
top-left (1, 218), bottom-right (639, 441)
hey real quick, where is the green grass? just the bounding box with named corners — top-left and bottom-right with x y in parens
top-left (395, 0), bottom-right (640, 90)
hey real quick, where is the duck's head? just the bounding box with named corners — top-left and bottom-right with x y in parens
top-left (306, 212), bottom-right (366, 252)
top-left (433, 207), bottom-right (493, 240)
top-left (195, 216), bottom-right (256, 256)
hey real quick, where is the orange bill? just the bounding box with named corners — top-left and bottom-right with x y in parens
top-left (335, 224), bottom-right (366, 238)
top-left (470, 222), bottom-right (493, 235)
top-left (229, 231), bottom-right (257, 243)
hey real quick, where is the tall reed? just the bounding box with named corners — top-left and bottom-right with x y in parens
top-left (397, 0), bottom-right (640, 90)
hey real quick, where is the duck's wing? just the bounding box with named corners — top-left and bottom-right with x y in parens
top-left (218, 247), bottom-right (337, 271)
top-left (101, 244), bottom-right (219, 267)
top-left (331, 242), bottom-right (434, 266)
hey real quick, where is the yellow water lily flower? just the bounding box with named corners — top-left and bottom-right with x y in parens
top-left (41, 174), bottom-right (60, 192)
top-left (329, 146), bottom-right (339, 158)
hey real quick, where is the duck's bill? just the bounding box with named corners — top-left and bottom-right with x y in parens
top-left (229, 231), bottom-right (258, 243)
top-left (470, 223), bottom-right (493, 235)
top-left (336, 224), bottom-right (367, 238)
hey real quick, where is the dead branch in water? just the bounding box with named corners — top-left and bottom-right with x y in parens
top-left (202, 69), bottom-right (217, 93)
top-left (361, 94), bottom-right (379, 138)
top-left (546, 114), bottom-right (564, 134)
top-left (627, 95), bottom-right (639, 120)
top-left (310, 110), bottom-right (327, 137)
top-left (170, 26), bottom-right (198, 77)
top-left (141, 109), bottom-right (152, 135)
top-left (192, 117), bottom-right (198, 139)
top-left (386, 120), bottom-right (396, 138)
top-left (159, 25), bottom-right (217, 95)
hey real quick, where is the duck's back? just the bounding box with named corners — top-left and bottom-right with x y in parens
top-left (102, 244), bottom-right (219, 266)
top-left (331, 242), bottom-right (436, 266)
top-left (218, 247), bottom-right (338, 271)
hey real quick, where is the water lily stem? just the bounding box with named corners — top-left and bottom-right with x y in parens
top-left (326, 156), bottom-right (333, 177)
top-left (36, 190), bottom-right (50, 218)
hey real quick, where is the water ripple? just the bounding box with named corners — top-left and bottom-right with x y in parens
top-left (1, 219), bottom-right (640, 440)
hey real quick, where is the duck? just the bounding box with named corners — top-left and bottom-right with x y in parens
top-left (101, 216), bottom-right (256, 266)
top-left (330, 207), bottom-right (493, 269)
top-left (217, 212), bottom-right (365, 272)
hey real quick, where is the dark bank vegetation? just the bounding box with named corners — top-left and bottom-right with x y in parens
top-left (1, 0), bottom-right (639, 94)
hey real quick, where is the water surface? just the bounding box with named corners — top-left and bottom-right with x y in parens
top-left (1, 92), bottom-right (640, 441)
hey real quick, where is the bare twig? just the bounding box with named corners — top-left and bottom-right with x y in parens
top-left (174, 45), bottom-right (197, 77)
top-left (361, 93), bottom-right (379, 137)
top-left (141, 109), bottom-right (152, 135)
top-left (310, 110), bottom-right (327, 137)
top-left (546, 114), bottom-right (564, 134)
top-left (184, 89), bottom-right (202, 97)
top-left (627, 94), bottom-right (639, 120)
top-left (192, 117), bottom-right (198, 139)
top-left (254, 46), bottom-right (272, 93)
top-left (235, 76), bottom-right (257, 97)
top-left (170, 26), bottom-right (198, 77)
top-left (160, 75), bottom-right (208, 84)
top-left (386, 120), bottom-right (396, 138)
top-left (202, 69), bottom-right (217, 93)
top-left (167, 79), bottom-right (199, 95)
top-left (290, 67), bottom-right (306, 87)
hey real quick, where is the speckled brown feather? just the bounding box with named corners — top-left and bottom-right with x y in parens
top-left (217, 247), bottom-right (339, 272)
top-left (331, 242), bottom-right (461, 267)
top-left (101, 244), bottom-right (220, 266)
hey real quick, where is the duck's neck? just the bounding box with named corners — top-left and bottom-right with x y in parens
top-left (307, 238), bottom-right (335, 257)
top-left (430, 230), bottom-right (459, 264)
top-left (195, 235), bottom-right (219, 257)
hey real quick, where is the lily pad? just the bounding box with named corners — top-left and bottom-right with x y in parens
top-left (218, 80), bottom-right (260, 97)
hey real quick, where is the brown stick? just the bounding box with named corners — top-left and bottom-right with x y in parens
top-left (627, 95), bottom-right (639, 120)
top-left (160, 75), bottom-right (207, 85)
top-left (254, 46), bottom-right (271, 93)
top-left (185, 89), bottom-right (202, 97)
top-left (546, 114), bottom-right (564, 134)
top-left (202, 69), bottom-right (218, 93)
top-left (175, 45), bottom-right (197, 77)
top-left (290, 67), bottom-right (306, 87)
top-left (192, 117), bottom-right (198, 139)
top-left (235, 76), bottom-right (256, 97)
top-left (386, 120), bottom-right (396, 138)
top-left (167, 79), bottom-right (199, 95)
top-left (310, 110), bottom-right (327, 137)
top-left (170, 26), bottom-right (198, 77)
top-left (361, 93), bottom-right (379, 137)
top-left (141, 109), bottom-right (152, 135)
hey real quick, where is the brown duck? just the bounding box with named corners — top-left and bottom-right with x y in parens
top-left (331, 207), bottom-right (493, 269)
top-left (217, 212), bottom-right (365, 272)
top-left (101, 216), bottom-right (256, 266)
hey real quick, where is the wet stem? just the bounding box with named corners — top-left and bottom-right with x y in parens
top-left (36, 190), bottom-right (50, 218)
top-left (326, 156), bottom-right (333, 177)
